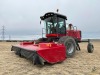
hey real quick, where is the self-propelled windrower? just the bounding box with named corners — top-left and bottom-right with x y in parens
top-left (11, 12), bottom-right (94, 65)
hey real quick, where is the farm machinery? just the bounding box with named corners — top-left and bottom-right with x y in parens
top-left (11, 12), bottom-right (94, 65)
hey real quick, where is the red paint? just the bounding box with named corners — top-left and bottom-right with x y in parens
top-left (16, 42), bottom-right (66, 64)
top-left (20, 42), bottom-right (34, 45)
top-left (66, 30), bottom-right (81, 41)
top-left (37, 43), bottom-right (66, 63)
top-left (46, 30), bottom-right (81, 41)
top-left (46, 34), bottom-right (66, 38)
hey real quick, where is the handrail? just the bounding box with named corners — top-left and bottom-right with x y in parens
top-left (42, 28), bottom-right (46, 37)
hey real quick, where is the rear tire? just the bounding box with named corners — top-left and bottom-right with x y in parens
top-left (58, 36), bottom-right (76, 58)
top-left (87, 43), bottom-right (94, 53)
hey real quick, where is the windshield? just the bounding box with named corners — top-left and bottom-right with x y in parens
top-left (44, 16), bottom-right (66, 34)
top-left (58, 18), bottom-right (66, 34)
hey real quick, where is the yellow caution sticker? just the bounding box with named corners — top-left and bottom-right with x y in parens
top-left (47, 43), bottom-right (51, 47)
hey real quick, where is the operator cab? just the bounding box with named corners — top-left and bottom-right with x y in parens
top-left (40, 12), bottom-right (67, 38)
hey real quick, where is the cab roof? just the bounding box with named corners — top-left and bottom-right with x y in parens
top-left (40, 12), bottom-right (67, 20)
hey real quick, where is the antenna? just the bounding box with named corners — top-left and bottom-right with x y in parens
top-left (56, 0), bottom-right (60, 13)
top-left (1, 25), bottom-right (5, 40)
top-left (57, 9), bottom-right (59, 13)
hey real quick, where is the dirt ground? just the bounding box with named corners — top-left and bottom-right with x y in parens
top-left (0, 41), bottom-right (100, 75)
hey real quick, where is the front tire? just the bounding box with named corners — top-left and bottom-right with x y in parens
top-left (58, 36), bottom-right (76, 58)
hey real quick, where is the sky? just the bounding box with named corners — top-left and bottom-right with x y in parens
top-left (0, 0), bottom-right (100, 36)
